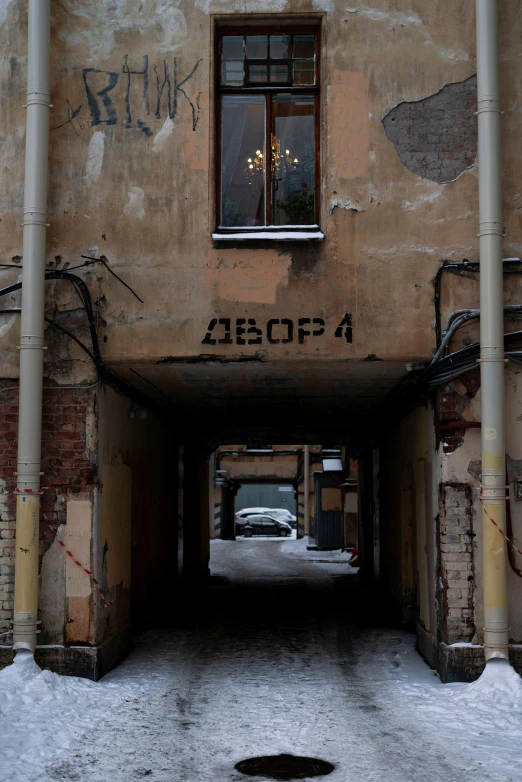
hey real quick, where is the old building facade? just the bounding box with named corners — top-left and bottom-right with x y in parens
top-left (1, 0), bottom-right (521, 679)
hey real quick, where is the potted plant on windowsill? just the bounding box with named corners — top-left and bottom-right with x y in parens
top-left (276, 182), bottom-right (315, 225)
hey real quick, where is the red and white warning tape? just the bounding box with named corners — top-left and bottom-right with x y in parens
top-left (480, 494), bottom-right (522, 558)
top-left (42, 514), bottom-right (115, 608)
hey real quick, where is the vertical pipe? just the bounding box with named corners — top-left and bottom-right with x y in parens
top-left (12, 0), bottom-right (51, 652)
top-left (476, 0), bottom-right (509, 661)
top-left (304, 445), bottom-right (310, 536)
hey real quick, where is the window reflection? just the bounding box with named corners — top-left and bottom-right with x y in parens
top-left (270, 35), bottom-right (291, 59)
top-left (270, 64), bottom-right (290, 83)
top-left (218, 31), bottom-right (319, 230)
top-left (220, 33), bottom-right (316, 87)
top-left (248, 64), bottom-right (268, 83)
top-left (222, 61), bottom-right (244, 86)
top-left (222, 36), bottom-right (244, 60)
top-left (246, 35), bottom-right (268, 59)
top-left (272, 96), bottom-right (315, 226)
top-left (293, 60), bottom-right (315, 85)
top-left (221, 96), bottom-right (266, 227)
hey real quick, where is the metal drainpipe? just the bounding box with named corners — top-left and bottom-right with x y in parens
top-left (476, 0), bottom-right (509, 661)
top-left (12, 0), bottom-right (51, 653)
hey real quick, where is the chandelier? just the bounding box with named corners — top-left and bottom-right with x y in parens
top-left (244, 137), bottom-right (299, 183)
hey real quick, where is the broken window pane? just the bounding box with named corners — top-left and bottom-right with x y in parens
top-left (293, 35), bottom-right (315, 59)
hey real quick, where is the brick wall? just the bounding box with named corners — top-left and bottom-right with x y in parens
top-left (437, 373), bottom-right (481, 454)
top-left (438, 484), bottom-right (475, 643)
top-left (438, 388), bottom-right (467, 454)
top-left (383, 75), bottom-right (477, 184)
top-left (0, 383), bottom-right (97, 635)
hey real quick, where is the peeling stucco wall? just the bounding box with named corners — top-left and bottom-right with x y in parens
top-left (437, 368), bottom-right (522, 644)
top-left (0, 2), bottom-right (521, 425)
top-left (3, 0), bottom-right (519, 373)
top-left (383, 76), bottom-right (477, 184)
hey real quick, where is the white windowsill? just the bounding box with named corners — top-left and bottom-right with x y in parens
top-left (212, 230), bottom-right (324, 241)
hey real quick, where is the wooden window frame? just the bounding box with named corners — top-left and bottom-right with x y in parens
top-left (215, 25), bottom-right (321, 236)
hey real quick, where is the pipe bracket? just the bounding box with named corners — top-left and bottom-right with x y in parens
top-left (475, 107), bottom-right (503, 116)
top-left (476, 97), bottom-right (501, 115)
top-left (24, 92), bottom-right (52, 109)
top-left (481, 489), bottom-right (509, 501)
top-left (477, 228), bottom-right (504, 238)
top-left (21, 219), bottom-right (50, 227)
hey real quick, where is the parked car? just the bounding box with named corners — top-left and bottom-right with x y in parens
top-left (235, 508), bottom-right (272, 536)
top-left (240, 514), bottom-right (293, 537)
top-left (235, 508), bottom-right (297, 534)
top-left (235, 507), bottom-right (271, 521)
top-left (265, 508), bottom-right (297, 527)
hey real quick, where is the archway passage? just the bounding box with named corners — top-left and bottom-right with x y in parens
top-left (102, 357), bottom-right (417, 647)
top-left (5, 357), bottom-right (507, 781)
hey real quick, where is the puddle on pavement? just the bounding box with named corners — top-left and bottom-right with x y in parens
top-left (235, 754), bottom-right (334, 780)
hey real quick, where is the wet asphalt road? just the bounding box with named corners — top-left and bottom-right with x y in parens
top-left (41, 539), bottom-right (477, 782)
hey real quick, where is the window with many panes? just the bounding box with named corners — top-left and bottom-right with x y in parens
top-left (216, 27), bottom-right (320, 236)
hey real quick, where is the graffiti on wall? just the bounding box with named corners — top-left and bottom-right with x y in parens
top-left (52, 55), bottom-right (203, 136)
top-left (201, 314), bottom-right (353, 346)
top-left (83, 55), bottom-right (203, 133)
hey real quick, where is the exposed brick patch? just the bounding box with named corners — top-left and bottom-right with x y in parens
top-left (383, 76), bottom-right (477, 183)
top-left (0, 383), bottom-right (97, 632)
top-left (436, 372), bottom-right (480, 454)
top-left (438, 484), bottom-right (476, 644)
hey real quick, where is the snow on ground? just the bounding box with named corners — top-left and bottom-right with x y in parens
top-left (0, 649), bottom-right (153, 780)
top-left (280, 534), bottom-right (356, 565)
top-left (0, 539), bottom-right (521, 781)
top-left (393, 652), bottom-right (522, 780)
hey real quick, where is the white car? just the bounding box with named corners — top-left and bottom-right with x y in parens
top-left (266, 508), bottom-right (297, 525)
top-left (235, 507), bottom-right (297, 534)
top-left (235, 507), bottom-right (272, 521)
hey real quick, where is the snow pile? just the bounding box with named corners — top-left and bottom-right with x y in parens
top-left (0, 650), bottom-right (149, 781)
top-left (452, 659), bottom-right (522, 704)
top-left (394, 652), bottom-right (522, 779)
top-left (447, 659), bottom-right (522, 749)
top-left (281, 535), bottom-right (355, 566)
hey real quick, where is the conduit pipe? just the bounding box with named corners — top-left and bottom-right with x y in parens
top-left (476, 0), bottom-right (509, 661)
top-left (12, 0), bottom-right (51, 652)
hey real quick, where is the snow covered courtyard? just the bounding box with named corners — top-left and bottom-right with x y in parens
top-left (1, 536), bottom-right (522, 781)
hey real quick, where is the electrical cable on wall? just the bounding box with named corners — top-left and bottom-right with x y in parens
top-left (0, 273), bottom-right (163, 417)
top-left (433, 257), bottom-right (522, 348)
